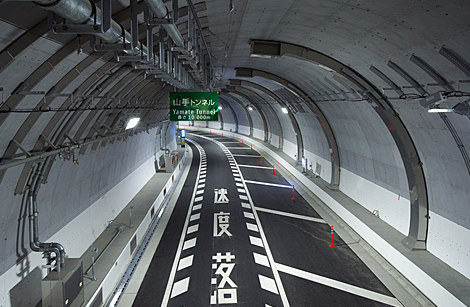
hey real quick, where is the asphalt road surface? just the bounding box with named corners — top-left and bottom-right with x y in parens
top-left (132, 132), bottom-right (402, 307)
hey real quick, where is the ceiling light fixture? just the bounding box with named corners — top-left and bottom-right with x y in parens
top-left (126, 117), bottom-right (140, 129)
top-left (282, 107), bottom-right (288, 114)
top-left (218, 106), bottom-right (222, 110)
top-left (428, 109), bottom-right (454, 113)
top-left (248, 106), bottom-right (253, 111)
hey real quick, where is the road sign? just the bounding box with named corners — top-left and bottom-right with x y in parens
top-left (170, 92), bottom-right (219, 121)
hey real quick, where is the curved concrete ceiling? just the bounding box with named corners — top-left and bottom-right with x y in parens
top-left (0, 0), bottom-right (470, 303)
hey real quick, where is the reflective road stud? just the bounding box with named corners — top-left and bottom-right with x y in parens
top-left (330, 226), bottom-right (335, 247)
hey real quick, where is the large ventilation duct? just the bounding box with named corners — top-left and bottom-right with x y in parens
top-left (144, 0), bottom-right (184, 48)
top-left (34, 0), bottom-right (148, 58)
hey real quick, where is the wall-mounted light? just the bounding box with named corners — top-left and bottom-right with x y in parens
top-left (428, 109), bottom-right (454, 113)
top-left (218, 106), bottom-right (222, 110)
top-left (248, 106), bottom-right (253, 111)
top-left (126, 117), bottom-right (140, 129)
top-left (282, 107), bottom-right (288, 114)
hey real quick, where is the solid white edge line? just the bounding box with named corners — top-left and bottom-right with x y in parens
top-left (161, 139), bottom-right (203, 307)
top-left (275, 263), bottom-right (403, 307)
top-left (254, 206), bottom-right (327, 224)
top-left (232, 154), bottom-right (261, 157)
top-left (244, 180), bottom-right (292, 188)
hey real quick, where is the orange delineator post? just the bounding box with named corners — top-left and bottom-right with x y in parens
top-left (260, 153), bottom-right (263, 162)
top-left (273, 165), bottom-right (275, 176)
top-left (330, 226), bottom-right (335, 247)
top-left (251, 145), bottom-right (253, 152)
top-left (292, 185), bottom-right (295, 200)
top-left (242, 139), bottom-right (244, 146)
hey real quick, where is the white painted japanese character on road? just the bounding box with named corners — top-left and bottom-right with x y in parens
top-left (214, 188), bottom-right (229, 203)
top-left (214, 212), bottom-right (232, 237)
top-left (211, 252), bottom-right (237, 305)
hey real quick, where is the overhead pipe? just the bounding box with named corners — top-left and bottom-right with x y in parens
top-left (34, 0), bottom-right (149, 59)
top-left (144, 0), bottom-right (184, 48)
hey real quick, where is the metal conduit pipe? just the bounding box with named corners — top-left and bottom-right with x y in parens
top-left (143, 0), bottom-right (184, 48)
top-left (28, 161), bottom-right (66, 269)
top-left (34, 0), bottom-right (149, 58)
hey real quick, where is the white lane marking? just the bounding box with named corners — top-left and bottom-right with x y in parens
top-left (183, 238), bottom-right (197, 250)
top-left (195, 134), bottom-right (290, 306)
top-left (196, 190), bottom-right (204, 195)
top-left (239, 195), bottom-right (248, 200)
top-left (177, 255), bottom-right (194, 271)
top-left (195, 196), bottom-right (203, 202)
top-left (244, 180), bottom-right (292, 188)
top-left (241, 202), bottom-right (251, 209)
top-left (249, 236), bottom-right (264, 248)
top-left (275, 263), bottom-right (403, 307)
top-left (201, 170), bottom-right (206, 174)
top-left (254, 207), bottom-right (327, 224)
top-left (246, 223), bottom-right (259, 232)
top-left (232, 154), bottom-right (261, 157)
top-left (225, 147), bottom-right (249, 149)
top-left (190, 213), bottom-right (200, 221)
top-left (187, 224), bottom-right (199, 234)
top-left (161, 140), bottom-right (204, 306)
top-left (236, 183), bottom-right (244, 187)
top-left (192, 204), bottom-right (202, 211)
top-left (200, 174), bottom-right (206, 178)
top-left (170, 277), bottom-right (190, 298)
top-left (243, 212), bottom-right (255, 219)
top-left (238, 164), bottom-right (273, 169)
top-left (199, 179), bottom-right (206, 183)
top-left (259, 275), bottom-right (279, 294)
top-left (253, 253), bottom-right (270, 267)
top-left (237, 188), bottom-right (246, 193)
top-left (233, 173), bottom-right (240, 177)
top-left (197, 184), bottom-right (205, 189)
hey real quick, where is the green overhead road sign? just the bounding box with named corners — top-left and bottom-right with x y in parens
top-left (170, 92), bottom-right (219, 121)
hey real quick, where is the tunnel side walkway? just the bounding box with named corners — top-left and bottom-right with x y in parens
top-left (53, 148), bottom-right (189, 307)
top-left (184, 127), bottom-right (470, 307)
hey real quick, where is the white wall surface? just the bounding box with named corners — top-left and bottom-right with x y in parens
top-left (238, 125), bottom-right (251, 136)
top-left (304, 149), bottom-right (331, 183)
top-left (253, 128), bottom-right (265, 141)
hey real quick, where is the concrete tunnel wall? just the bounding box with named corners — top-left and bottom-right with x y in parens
top-left (182, 68), bottom-right (470, 284)
top-left (0, 124), bottom-right (177, 307)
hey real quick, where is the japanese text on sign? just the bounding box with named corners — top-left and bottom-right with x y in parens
top-left (170, 92), bottom-right (219, 121)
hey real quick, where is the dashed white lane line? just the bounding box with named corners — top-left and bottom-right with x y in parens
top-left (234, 178), bottom-right (241, 182)
top-left (249, 236), bottom-right (264, 248)
top-left (241, 202), bottom-right (251, 209)
top-left (253, 253), bottom-right (270, 267)
top-left (192, 204), bottom-right (202, 211)
top-left (244, 180), bottom-right (292, 188)
top-left (183, 238), bottom-right (197, 250)
top-left (246, 223), bottom-right (259, 232)
top-left (238, 164), bottom-right (273, 170)
top-left (195, 196), bottom-right (203, 202)
top-left (197, 184), bottom-right (205, 189)
top-left (243, 212), bottom-right (255, 219)
top-left (170, 277), bottom-right (190, 298)
top-left (187, 224), bottom-right (199, 234)
top-left (237, 188), bottom-right (246, 193)
top-left (177, 255), bottom-right (194, 271)
top-left (196, 190), bottom-right (204, 195)
top-left (200, 174), bottom-right (206, 178)
top-left (239, 195), bottom-right (248, 200)
top-left (236, 183), bottom-right (244, 188)
top-left (254, 206), bottom-right (327, 224)
top-left (259, 275), bottom-right (279, 294)
top-left (199, 178), bottom-right (206, 183)
top-left (275, 263), bottom-right (403, 307)
top-left (190, 213), bottom-right (200, 221)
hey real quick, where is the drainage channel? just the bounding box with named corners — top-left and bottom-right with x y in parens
top-left (105, 146), bottom-right (192, 307)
